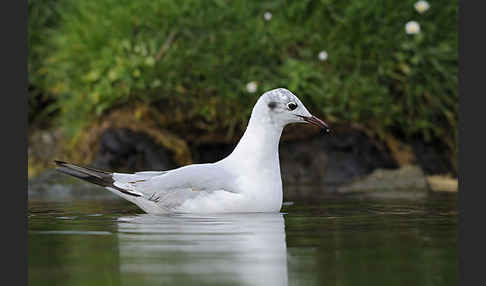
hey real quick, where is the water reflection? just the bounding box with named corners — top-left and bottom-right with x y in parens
top-left (28, 193), bottom-right (458, 286)
top-left (116, 213), bottom-right (288, 286)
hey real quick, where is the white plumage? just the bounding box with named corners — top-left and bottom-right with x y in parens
top-left (56, 88), bottom-right (329, 213)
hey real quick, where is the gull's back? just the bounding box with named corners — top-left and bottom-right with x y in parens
top-left (110, 162), bottom-right (245, 213)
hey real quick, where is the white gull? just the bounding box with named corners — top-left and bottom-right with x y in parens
top-left (55, 88), bottom-right (329, 213)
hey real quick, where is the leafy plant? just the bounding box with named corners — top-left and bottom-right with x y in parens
top-left (29, 0), bottom-right (458, 162)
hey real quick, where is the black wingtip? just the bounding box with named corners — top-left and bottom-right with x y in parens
top-left (54, 160), bottom-right (67, 166)
top-left (53, 160), bottom-right (143, 198)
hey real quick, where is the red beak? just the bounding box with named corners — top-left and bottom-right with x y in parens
top-left (301, 115), bottom-right (330, 133)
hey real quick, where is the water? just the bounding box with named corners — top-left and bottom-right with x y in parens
top-left (28, 189), bottom-right (457, 286)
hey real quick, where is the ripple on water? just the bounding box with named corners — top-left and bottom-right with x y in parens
top-left (56, 216), bottom-right (78, 220)
top-left (28, 193), bottom-right (458, 286)
top-left (31, 230), bottom-right (112, 235)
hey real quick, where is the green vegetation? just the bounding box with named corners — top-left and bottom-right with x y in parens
top-left (29, 0), bottom-right (458, 161)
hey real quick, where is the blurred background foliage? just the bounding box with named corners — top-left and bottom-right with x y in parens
top-left (28, 0), bottom-right (458, 166)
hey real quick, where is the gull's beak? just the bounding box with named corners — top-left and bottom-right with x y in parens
top-left (300, 115), bottom-right (330, 133)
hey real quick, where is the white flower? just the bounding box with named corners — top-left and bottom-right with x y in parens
top-left (264, 12), bottom-right (272, 21)
top-left (145, 56), bottom-right (155, 67)
top-left (414, 1), bottom-right (430, 14)
top-left (318, 50), bottom-right (328, 61)
top-left (246, 81), bottom-right (258, 93)
top-left (151, 79), bottom-right (161, 88)
top-left (405, 21), bottom-right (421, 34)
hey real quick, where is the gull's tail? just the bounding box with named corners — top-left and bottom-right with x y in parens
top-left (54, 160), bottom-right (142, 197)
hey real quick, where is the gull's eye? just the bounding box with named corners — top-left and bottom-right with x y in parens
top-left (287, 102), bottom-right (298, 111)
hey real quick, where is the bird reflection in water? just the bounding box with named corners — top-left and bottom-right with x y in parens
top-left (116, 213), bottom-right (288, 286)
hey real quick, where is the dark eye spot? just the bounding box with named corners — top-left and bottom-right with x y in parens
top-left (268, 102), bottom-right (277, 109)
top-left (288, 102), bottom-right (297, 110)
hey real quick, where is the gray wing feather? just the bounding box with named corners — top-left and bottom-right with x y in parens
top-left (113, 171), bottom-right (168, 183)
top-left (112, 163), bottom-right (236, 197)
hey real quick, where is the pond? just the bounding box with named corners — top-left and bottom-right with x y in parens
top-left (28, 182), bottom-right (457, 286)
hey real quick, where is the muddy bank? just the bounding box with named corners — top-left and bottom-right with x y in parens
top-left (87, 125), bottom-right (398, 188)
top-left (29, 123), bottom-right (457, 200)
top-left (91, 128), bottom-right (178, 172)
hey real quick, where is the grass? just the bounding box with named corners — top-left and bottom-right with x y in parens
top-left (28, 0), bottom-right (458, 167)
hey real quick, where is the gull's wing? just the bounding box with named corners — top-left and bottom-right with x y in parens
top-left (111, 163), bottom-right (239, 212)
top-left (110, 170), bottom-right (169, 183)
top-left (55, 160), bottom-right (237, 213)
top-left (112, 163), bottom-right (237, 197)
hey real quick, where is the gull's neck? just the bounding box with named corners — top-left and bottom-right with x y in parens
top-left (227, 110), bottom-right (283, 166)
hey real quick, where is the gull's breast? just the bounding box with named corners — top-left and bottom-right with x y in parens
top-left (233, 167), bottom-right (283, 212)
top-left (172, 170), bottom-right (283, 213)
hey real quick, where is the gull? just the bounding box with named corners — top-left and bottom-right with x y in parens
top-left (55, 88), bottom-right (329, 213)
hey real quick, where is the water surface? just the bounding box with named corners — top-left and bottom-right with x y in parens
top-left (28, 188), bottom-right (457, 286)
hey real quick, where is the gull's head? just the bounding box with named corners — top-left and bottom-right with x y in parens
top-left (252, 88), bottom-right (330, 132)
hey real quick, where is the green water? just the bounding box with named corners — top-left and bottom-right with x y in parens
top-left (28, 190), bottom-right (457, 286)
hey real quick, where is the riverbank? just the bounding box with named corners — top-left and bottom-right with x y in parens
top-left (29, 120), bottom-right (457, 198)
